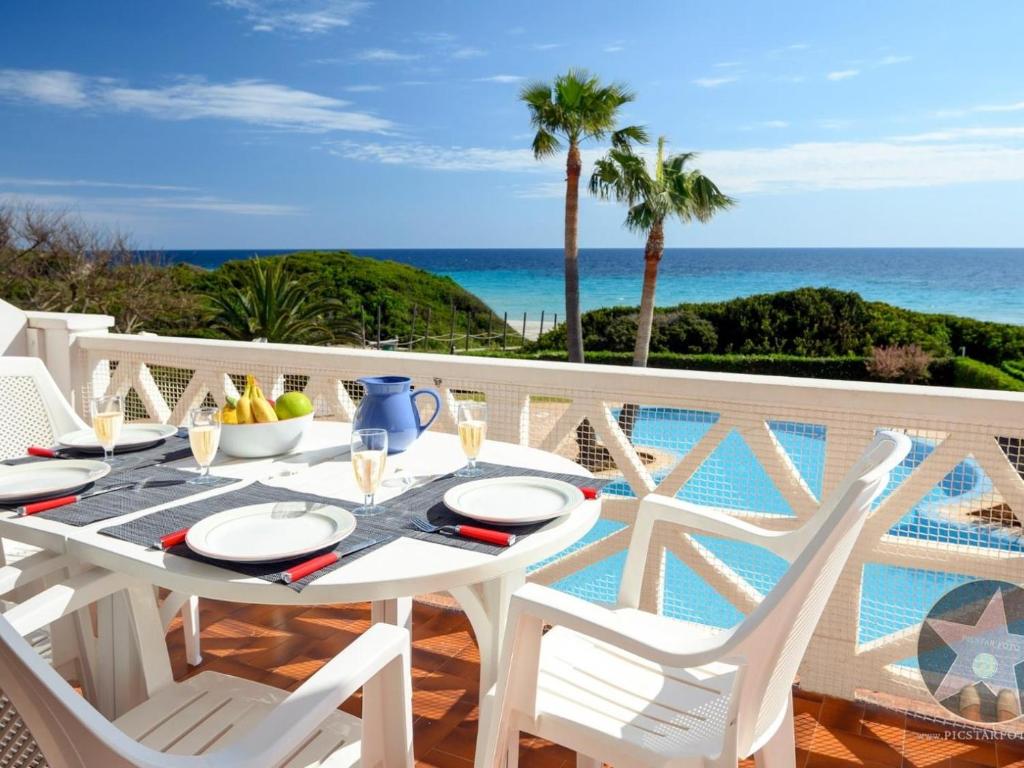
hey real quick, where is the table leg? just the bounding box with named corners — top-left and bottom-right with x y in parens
top-left (450, 570), bottom-right (526, 768)
top-left (364, 597), bottom-right (414, 768)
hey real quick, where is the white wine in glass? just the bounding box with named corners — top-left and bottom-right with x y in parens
top-left (456, 401), bottom-right (487, 477)
top-left (90, 395), bottom-right (124, 461)
top-left (188, 407), bottom-right (221, 484)
top-left (351, 428), bottom-right (388, 516)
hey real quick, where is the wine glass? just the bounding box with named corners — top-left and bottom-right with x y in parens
top-left (455, 401), bottom-right (487, 477)
top-left (90, 395), bottom-right (124, 461)
top-left (351, 428), bottom-right (388, 516)
top-left (188, 407), bottom-right (221, 484)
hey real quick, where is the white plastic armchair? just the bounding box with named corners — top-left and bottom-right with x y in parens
top-left (485, 430), bottom-right (912, 768)
top-left (0, 567), bottom-right (414, 768)
top-left (0, 356), bottom-right (204, 667)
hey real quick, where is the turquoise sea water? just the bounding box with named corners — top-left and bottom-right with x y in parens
top-left (163, 248), bottom-right (1024, 325)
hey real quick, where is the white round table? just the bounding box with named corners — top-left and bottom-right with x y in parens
top-left (46, 421), bottom-right (599, 767)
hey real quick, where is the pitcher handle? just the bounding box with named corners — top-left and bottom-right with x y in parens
top-left (412, 388), bottom-right (441, 434)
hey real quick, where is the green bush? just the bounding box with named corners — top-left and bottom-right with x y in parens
top-left (951, 358), bottom-right (1024, 392)
top-left (1001, 359), bottom-right (1024, 382)
top-left (532, 287), bottom-right (1024, 364)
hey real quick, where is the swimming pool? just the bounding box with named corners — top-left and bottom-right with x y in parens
top-left (542, 406), bottom-right (1020, 654)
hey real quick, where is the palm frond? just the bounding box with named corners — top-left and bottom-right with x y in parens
top-left (531, 129), bottom-right (561, 159)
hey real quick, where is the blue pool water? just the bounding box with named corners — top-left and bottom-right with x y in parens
top-left (544, 407), bottom-right (1021, 651)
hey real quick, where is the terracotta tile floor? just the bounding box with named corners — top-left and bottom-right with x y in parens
top-left (166, 599), bottom-right (1022, 768)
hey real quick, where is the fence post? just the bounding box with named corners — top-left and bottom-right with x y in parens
top-left (360, 306), bottom-right (366, 348)
top-left (486, 315), bottom-right (493, 349)
top-left (522, 312), bottom-right (527, 342)
top-left (410, 304), bottom-right (418, 350)
top-left (448, 302), bottom-right (457, 354)
top-left (553, 313), bottom-right (558, 331)
top-left (465, 314), bottom-right (471, 352)
top-left (502, 312), bottom-right (508, 350)
top-left (376, 304), bottom-right (382, 349)
top-left (539, 310), bottom-right (546, 338)
top-left (423, 307), bottom-right (432, 351)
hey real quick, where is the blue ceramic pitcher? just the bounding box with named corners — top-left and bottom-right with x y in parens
top-left (352, 376), bottom-right (441, 454)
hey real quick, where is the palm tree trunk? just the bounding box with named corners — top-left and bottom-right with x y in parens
top-left (618, 220), bottom-right (665, 443)
top-left (633, 219), bottom-right (664, 368)
top-left (563, 142), bottom-right (584, 364)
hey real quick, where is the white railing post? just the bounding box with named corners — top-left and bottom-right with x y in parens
top-left (22, 311), bottom-right (115, 411)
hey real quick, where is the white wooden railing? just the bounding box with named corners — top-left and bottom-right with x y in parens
top-left (51, 329), bottom-right (1024, 721)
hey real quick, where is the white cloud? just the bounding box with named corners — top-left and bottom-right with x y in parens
top-left (333, 135), bottom-right (1024, 195)
top-left (976, 100), bottom-right (1024, 113)
top-left (0, 69), bottom-right (88, 107)
top-left (827, 69), bottom-right (859, 81)
top-left (356, 48), bottom-right (421, 62)
top-left (343, 84), bottom-right (383, 92)
top-left (330, 141), bottom-right (543, 171)
top-left (0, 177), bottom-right (198, 192)
top-left (877, 54), bottom-right (912, 66)
top-left (891, 126), bottom-right (1024, 142)
top-left (530, 43), bottom-right (561, 51)
top-left (693, 76), bottom-right (737, 88)
top-left (0, 188), bottom-right (300, 216)
top-left (219, 0), bottom-right (367, 34)
top-left (0, 70), bottom-right (394, 133)
top-left (603, 43), bottom-right (625, 53)
top-left (451, 46), bottom-right (486, 59)
top-left (714, 61), bottom-right (741, 68)
top-left (474, 74), bottom-right (525, 84)
top-left (760, 120), bottom-right (789, 129)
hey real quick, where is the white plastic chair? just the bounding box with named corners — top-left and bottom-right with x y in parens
top-left (485, 430), bottom-right (912, 768)
top-left (0, 356), bottom-right (203, 667)
top-left (0, 567), bottom-right (414, 768)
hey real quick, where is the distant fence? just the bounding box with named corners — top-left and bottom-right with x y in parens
top-left (359, 302), bottom-right (561, 354)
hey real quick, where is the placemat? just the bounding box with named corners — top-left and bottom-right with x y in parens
top-left (99, 483), bottom-right (397, 591)
top-left (388, 462), bottom-right (612, 544)
top-left (100, 463), bottom-right (608, 590)
top-left (0, 464), bottom-right (235, 526)
top-left (5, 430), bottom-right (196, 471)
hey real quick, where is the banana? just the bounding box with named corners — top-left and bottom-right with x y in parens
top-left (235, 375), bottom-right (254, 424)
top-left (251, 380), bottom-right (279, 423)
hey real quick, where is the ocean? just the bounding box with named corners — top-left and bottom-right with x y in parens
top-left (160, 248), bottom-right (1024, 325)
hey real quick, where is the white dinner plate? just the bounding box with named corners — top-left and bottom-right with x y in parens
top-left (185, 502), bottom-right (357, 563)
top-left (443, 476), bottom-right (584, 525)
top-left (0, 460), bottom-right (111, 503)
top-left (58, 423), bottom-right (178, 453)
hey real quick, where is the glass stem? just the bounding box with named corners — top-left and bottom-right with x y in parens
top-left (104, 448), bottom-right (113, 462)
top-left (467, 457), bottom-right (477, 472)
top-left (364, 493), bottom-right (374, 509)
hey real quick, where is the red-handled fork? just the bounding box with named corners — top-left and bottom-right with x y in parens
top-left (409, 516), bottom-right (517, 546)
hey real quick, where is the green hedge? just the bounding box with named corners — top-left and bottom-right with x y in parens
top-left (531, 287), bottom-right (1024, 364)
top-left (952, 358), bottom-right (1024, 392)
top-left (1001, 359), bottom-right (1024, 382)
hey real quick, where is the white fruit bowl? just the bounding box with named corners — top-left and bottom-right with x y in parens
top-left (219, 413), bottom-right (314, 459)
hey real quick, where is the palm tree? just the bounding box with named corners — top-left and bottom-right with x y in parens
top-left (591, 136), bottom-right (735, 438)
top-left (520, 69), bottom-right (647, 363)
top-left (208, 257), bottom-right (353, 344)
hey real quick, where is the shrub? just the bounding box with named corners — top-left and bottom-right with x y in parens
top-left (866, 345), bottom-right (933, 384)
top-left (532, 287), bottom-right (1024, 365)
top-left (1001, 359), bottom-right (1024, 382)
top-left (951, 358), bottom-right (1024, 392)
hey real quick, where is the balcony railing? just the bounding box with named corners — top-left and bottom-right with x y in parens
top-left (53, 325), bottom-right (1024, 725)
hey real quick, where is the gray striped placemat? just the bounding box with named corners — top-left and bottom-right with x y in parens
top-left (99, 483), bottom-right (396, 591)
top-left (6, 430), bottom-right (196, 471)
top-left (0, 465), bottom-right (235, 526)
top-left (99, 463), bottom-right (608, 591)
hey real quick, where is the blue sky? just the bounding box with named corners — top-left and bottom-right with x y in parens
top-left (1, 0), bottom-right (1022, 249)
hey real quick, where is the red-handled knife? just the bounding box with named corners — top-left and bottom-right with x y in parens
top-left (27, 446), bottom-right (70, 459)
top-left (580, 486), bottom-right (600, 500)
top-left (452, 525), bottom-right (516, 546)
top-left (281, 538), bottom-right (383, 585)
top-left (153, 527), bottom-right (190, 550)
top-left (16, 483), bottom-right (134, 516)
